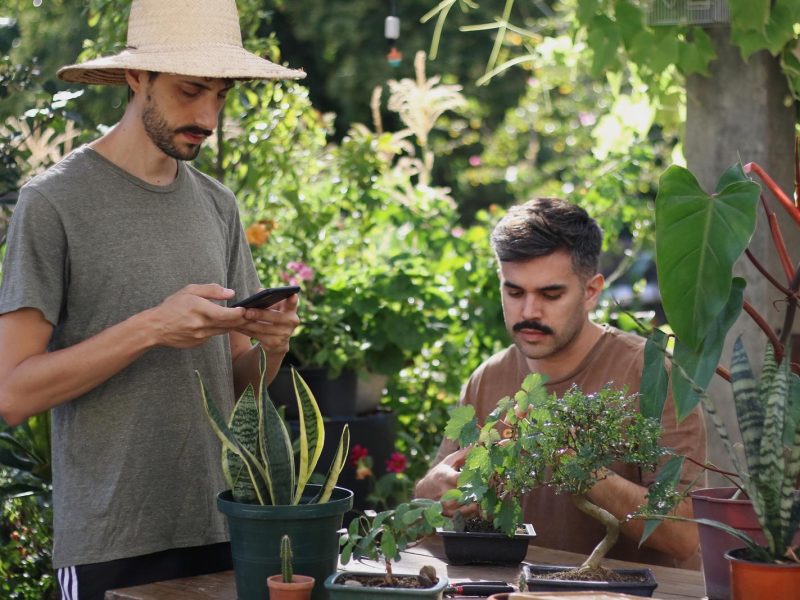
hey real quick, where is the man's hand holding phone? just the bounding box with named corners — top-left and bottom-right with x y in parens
top-left (233, 286), bottom-right (301, 356)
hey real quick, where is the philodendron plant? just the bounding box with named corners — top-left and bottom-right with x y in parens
top-left (445, 374), bottom-right (665, 572)
top-left (640, 155), bottom-right (800, 565)
top-left (197, 351), bottom-right (349, 505)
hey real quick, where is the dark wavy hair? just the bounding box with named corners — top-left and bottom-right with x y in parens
top-left (490, 197), bottom-right (603, 279)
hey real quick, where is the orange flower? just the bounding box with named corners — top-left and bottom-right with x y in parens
top-left (355, 464), bottom-right (373, 480)
top-left (246, 222), bottom-right (270, 246)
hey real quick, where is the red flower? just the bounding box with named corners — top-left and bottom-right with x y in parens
top-left (350, 443), bottom-right (369, 467)
top-left (385, 452), bottom-right (407, 474)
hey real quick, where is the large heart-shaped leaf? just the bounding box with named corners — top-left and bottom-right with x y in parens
top-left (655, 164), bottom-right (759, 351)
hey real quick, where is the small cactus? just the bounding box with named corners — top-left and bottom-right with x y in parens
top-left (280, 534), bottom-right (294, 583)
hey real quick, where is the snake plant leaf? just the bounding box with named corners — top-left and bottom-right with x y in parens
top-left (730, 338), bottom-right (765, 481)
top-left (315, 424), bottom-right (350, 504)
top-left (655, 164), bottom-right (759, 351)
top-left (197, 372), bottom-right (269, 504)
top-left (641, 329), bottom-right (670, 420)
top-left (260, 387), bottom-right (295, 505)
top-left (223, 383), bottom-right (259, 503)
top-left (758, 345), bottom-right (789, 548)
top-left (671, 278), bottom-right (745, 421)
top-left (292, 368), bottom-right (325, 504)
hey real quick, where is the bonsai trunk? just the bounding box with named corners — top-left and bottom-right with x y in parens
top-left (384, 557), bottom-right (396, 586)
top-left (572, 495), bottom-right (620, 570)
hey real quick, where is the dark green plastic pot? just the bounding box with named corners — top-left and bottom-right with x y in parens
top-left (324, 572), bottom-right (449, 599)
top-left (218, 485), bottom-right (353, 600)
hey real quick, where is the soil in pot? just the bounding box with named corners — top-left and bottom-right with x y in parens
top-left (325, 570), bottom-right (449, 599)
top-left (522, 563), bottom-right (658, 597)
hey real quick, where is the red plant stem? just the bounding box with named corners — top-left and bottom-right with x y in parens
top-left (715, 365), bottom-right (732, 383)
top-left (764, 202), bottom-right (796, 283)
top-left (779, 266), bottom-right (800, 352)
top-left (745, 249), bottom-right (794, 297)
top-left (795, 138), bottom-right (799, 204)
top-left (745, 162), bottom-right (800, 226)
top-left (743, 301), bottom-right (784, 362)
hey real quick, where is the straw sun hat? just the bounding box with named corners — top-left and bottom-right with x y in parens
top-left (57, 0), bottom-right (305, 85)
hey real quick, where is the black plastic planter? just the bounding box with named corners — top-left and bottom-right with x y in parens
top-left (522, 562), bottom-right (658, 597)
top-left (437, 524), bottom-right (536, 565)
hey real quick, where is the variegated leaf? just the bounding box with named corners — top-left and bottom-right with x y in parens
top-left (292, 368), bottom-right (325, 503)
top-left (224, 384), bottom-right (259, 503)
top-left (730, 338), bottom-right (764, 479)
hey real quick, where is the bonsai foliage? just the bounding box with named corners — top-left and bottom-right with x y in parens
top-left (444, 374), bottom-right (665, 570)
top-left (641, 154), bottom-right (800, 564)
top-left (339, 498), bottom-right (445, 585)
top-left (280, 534), bottom-right (293, 584)
top-left (197, 350), bottom-right (350, 505)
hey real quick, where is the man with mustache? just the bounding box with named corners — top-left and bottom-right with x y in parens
top-left (0, 1), bottom-right (306, 598)
top-left (414, 197), bottom-right (706, 568)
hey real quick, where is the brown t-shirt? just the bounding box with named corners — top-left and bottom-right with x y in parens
top-left (432, 325), bottom-right (706, 568)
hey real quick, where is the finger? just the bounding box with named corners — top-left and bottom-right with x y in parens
top-left (444, 446), bottom-right (471, 469)
top-left (182, 283), bottom-right (237, 301)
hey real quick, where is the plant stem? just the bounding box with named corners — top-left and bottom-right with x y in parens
top-left (745, 162), bottom-right (800, 226)
top-left (572, 495), bottom-right (619, 570)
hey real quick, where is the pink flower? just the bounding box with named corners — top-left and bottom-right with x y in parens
top-left (451, 226), bottom-right (465, 238)
top-left (468, 155), bottom-right (481, 167)
top-left (385, 452), bottom-right (407, 474)
top-left (578, 112), bottom-right (597, 127)
top-left (350, 444), bottom-right (369, 468)
top-left (287, 261), bottom-right (314, 282)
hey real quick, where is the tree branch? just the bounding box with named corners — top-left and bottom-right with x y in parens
top-left (572, 495), bottom-right (619, 570)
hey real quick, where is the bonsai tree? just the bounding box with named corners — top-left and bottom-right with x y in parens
top-left (196, 350), bottom-right (350, 505)
top-left (641, 155), bottom-right (800, 566)
top-left (444, 373), bottom-right (666, 575)
top-left (339, 498), bottom-right (445, 586)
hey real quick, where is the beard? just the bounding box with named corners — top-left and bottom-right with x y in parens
top-left (141, 99), bottom-right (210, 161)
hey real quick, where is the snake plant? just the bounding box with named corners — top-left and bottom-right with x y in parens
top-left (196, 352), bottom-right (350, 505)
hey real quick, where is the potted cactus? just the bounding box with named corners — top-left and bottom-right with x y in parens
top-left (641, 158), bottom-right (800, 600)
top-left (267, 534), bottom-right (316, 600)
top-left (197, 350), bottom-right (353, 600)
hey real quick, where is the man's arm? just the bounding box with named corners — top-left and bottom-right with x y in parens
top-left (586, 470), bottom-right (699, 561)
top-left (0, 284), bottom-right (245, 426)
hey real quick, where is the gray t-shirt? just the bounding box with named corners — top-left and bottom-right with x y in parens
top-left (0, 145), bottom-right (260, 568)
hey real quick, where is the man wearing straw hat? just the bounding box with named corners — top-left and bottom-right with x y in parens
top-left (0, 1), bottom-right (305, 597)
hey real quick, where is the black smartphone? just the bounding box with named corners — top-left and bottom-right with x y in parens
top-left (231, 285), bottom-right (301, 309)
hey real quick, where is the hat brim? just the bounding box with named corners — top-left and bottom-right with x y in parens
top-left (58, 44), bottom-right (306, 85)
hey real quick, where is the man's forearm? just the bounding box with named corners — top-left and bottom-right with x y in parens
top-left (0, 310), bottom-right (158, 426)
top-left (231, 338), bottom-right (284, 400)
top-left (586, 471), bottom-right (699, 561)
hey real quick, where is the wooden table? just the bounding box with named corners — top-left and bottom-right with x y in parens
top-left (105, 538), bottom-right (707, 600)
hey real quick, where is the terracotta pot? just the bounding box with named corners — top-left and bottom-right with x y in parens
top-left (691, 487), bottom-right (800, 600)
top-left (267, 574), bottom-right (315, 600)
top-left (726, 547), bottom-right (800, 600)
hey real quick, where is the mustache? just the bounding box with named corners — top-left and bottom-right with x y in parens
top-left (513, 320), bottom-right (554, 335)
top-left (175, 125), bottom-right (213, 137)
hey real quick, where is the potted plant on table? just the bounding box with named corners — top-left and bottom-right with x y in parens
top-left (267, 534), bottom-right (316, 600)
top-left (443, 374), bottom-right (665, 596)
top-left (197, 351), bottom-right (353, 600)
top-left (327, 497), bottom-right (450, 599)
top-left (640, 158), bottom-right (800, 600)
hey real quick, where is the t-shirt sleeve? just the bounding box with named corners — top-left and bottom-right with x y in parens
top-left (0, 186), bottom-right (67, 326)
